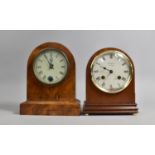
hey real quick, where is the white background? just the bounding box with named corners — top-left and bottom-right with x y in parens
top-left (0, 0), bottom-right (155, 155)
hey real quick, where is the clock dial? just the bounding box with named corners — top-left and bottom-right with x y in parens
top-left (33, 49), bottom-right (69, 84)
top-left (91, 50), bottom-right (133, 93)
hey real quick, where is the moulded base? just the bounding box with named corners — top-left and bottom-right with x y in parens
top-left (20, 100), bottom-right (81, 116)
top-left (83, 101), bottom-right (138, 115)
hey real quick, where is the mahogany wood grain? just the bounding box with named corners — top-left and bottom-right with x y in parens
top-left (83, 47), bottom-right (138, 114)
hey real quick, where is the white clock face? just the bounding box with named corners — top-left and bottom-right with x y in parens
top-left (91, 50), bottom-right (133, 93)
top-left (33, 49), bottom-right (69, 85)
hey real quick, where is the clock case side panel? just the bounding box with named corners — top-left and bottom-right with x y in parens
top-left (26, 42), bottom-right (76, 101)
top-left (84, 48), bottom-right (138, 114)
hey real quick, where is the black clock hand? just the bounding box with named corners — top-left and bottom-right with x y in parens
top-left (103, 67), bottom-right (113, 74)
top-left (49, 54), bottom-right (53, 63)
top-left (44, 54), bottom-right (51, 65)
top-left (44, 54), bottom-right (54, 69)
top-left (96, 63), bottom-right (113, 74)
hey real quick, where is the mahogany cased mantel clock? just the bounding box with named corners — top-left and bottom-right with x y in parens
top-left (83, 47), bottom-right (138, 114)
top-left (20, 42), bottom-right (81, 116)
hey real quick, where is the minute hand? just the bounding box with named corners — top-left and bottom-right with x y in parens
top-left (44, 54), bottom-right (54, 69)
top-left (44, 54), bottom-right (52, 65)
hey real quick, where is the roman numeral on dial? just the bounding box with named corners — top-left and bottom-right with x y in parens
top-left (124, 70), bottom-right (129, 73)
top-left (59, 71), bottom-right (64, 75)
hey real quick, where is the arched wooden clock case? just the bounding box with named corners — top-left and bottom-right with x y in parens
top-left (83, 47), bottom-right (138, 115)
top-left (20, 42), bottom-right (81, 116)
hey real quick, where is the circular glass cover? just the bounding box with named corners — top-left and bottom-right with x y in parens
top-left (91, 50), bottom-right (133, 94)
top-left (33, 49), bottom-right (68, 85)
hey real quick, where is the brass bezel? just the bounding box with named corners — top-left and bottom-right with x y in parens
top-left (33, 48), bottom-right (69, 85)
top-left (90, 50), bottom-right (134, 94)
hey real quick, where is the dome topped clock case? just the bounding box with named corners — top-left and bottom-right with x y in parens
top-left (20, 42), bottom-right (80, 116)
top-left (83, 47), bottom-right (138, 114)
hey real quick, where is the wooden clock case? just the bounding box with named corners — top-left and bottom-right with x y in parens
top-left (83, 48), bottom-right (138, 115)
top-left (20, 42), bottom-right (81, 116)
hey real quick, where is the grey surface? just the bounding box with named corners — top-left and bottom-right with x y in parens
top-left (0, 30), bottom-right (154, 125)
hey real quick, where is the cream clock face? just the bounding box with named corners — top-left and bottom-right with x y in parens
top-left (91, 50), bottom-right (133, 93)
top-left (33, 49), bottom-right (69, 85)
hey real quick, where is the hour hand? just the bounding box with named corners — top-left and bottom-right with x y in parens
top-left (103, 67), bottom-right (113, 74)
top-left (96, 63), bottom-right (113, 74)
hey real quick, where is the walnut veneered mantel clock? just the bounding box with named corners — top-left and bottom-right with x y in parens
top-left (83, 47), bottom-right (138, 114)
top-left (20, 42), bottom-right (81, 115)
